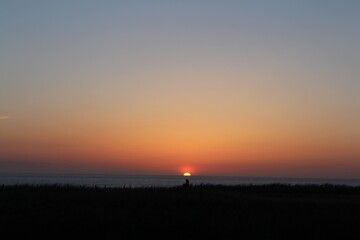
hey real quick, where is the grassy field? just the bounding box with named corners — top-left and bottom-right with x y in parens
top-left (1, 184), bottom-right (360, 239)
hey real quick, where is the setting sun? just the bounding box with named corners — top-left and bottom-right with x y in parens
top-left (183, 172), bottom-right (191, 177)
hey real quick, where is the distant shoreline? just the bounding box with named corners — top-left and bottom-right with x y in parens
top-left (1, 173), bottom-right (360, 188)
top-left (2, 182), bottom-right (360, 194)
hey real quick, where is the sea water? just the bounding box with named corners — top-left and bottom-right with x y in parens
top-left (1, 173), bottom-right (360, 187)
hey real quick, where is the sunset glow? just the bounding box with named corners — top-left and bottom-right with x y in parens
top-left (183, 173), bottom-right (191, 177)
top-left (0, 1), bottom-right (359, 178)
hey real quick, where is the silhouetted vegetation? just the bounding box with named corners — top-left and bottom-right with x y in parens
top-left (1, 184), bottom-right (360, 239)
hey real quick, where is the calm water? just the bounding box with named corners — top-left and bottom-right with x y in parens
top-left (1, 173), bottom-right (360, 187)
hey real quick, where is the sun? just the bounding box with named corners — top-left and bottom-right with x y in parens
top-left (183, 172), bottom-right (191, 177)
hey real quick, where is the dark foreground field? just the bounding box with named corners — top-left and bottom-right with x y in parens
top-left (1, 184), bottom-right (360, 239)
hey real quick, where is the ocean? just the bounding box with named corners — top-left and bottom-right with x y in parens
top-left (1, 173), bottom-right (360, 188)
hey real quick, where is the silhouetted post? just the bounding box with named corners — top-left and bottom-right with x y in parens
top-left (183, 179), bottom-right (190, 188)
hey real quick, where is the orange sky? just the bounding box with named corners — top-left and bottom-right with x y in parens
top-left (1, 1), bottom-right (359, 178)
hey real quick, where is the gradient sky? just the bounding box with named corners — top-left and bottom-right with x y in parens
top-left (1, 0), bottom-right (359, 178)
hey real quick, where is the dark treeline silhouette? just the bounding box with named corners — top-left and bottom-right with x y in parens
top-left (1, 184), bottom-right (360, 239)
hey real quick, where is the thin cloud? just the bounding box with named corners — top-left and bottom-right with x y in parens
top-left (0, 116), bottom-right (10, 120)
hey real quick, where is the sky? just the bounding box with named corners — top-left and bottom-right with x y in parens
top-left (1, 0), bottom-right (359, 178)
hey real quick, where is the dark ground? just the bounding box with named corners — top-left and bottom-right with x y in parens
top-left (1, 184), bottom-right (360, 239)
